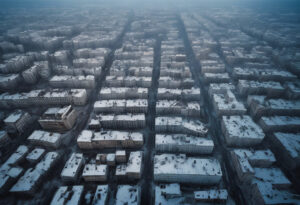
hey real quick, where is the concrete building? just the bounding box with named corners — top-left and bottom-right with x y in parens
top-left (237, 80), bottom-right (285, 97)
top-left (92, 185), bottom-right (109, 205)
top-left (77, 130), bottom-right (143, 149)
top-left (4, 110), bottom-right (32, 133)
top-left (232, 67), bottom-right (296, 81)
top-left (158, 77), bottom-right (194, 89)
top-left (105, 76), bottom-right (152, 88)
top-left (82, 164), bottom-right (107, 182)
top-left (231, 149), bottom-right (276, 182)
top-left (155, 183), bottom-right (184, 205)
top-left (73, 48), bottom-right (111, 59)
top-left (115, 150), bottom-right (126, 163)
top-left (115, 185), bottom-right (141, 205)
top-left (10, 152), bottom-right (60, 195)
top-left (61, 153), bottom-right (84, 181)
top-left (98, 114), bottom-right (146, 129)
top-left (154, 154), bottom-right (222, 184)
top-left (126, 151), bottom-right (142, 179)
top-left (26, 148), bottom-right (45, 163)
top-left (203, 73), bottom-right (230, 84)
top-left (0, 89), bottom-right (88, 108)
top-left (94, 99), bottom-right (148, 113)
top-left (155, 134), bottom-right (214, 154)
top-left (49, 75), bottom-right (95, 89)
top-left (212, 91), bottom-right (246, 116)
top-left (208, 83), bottom-right (235, 97)
top-left (156, 100), bottom-right (201, 117)
top-left (271, 132), bottom-right (300, 169)
top-left (0, 145), bottom-right (28, 194)
top-left (259, 116), bottom-right (300, 133)
top-left (50, 185), bottom-right (83, 205)
top-left (99, 87), bottom-right (148, 100)
top-left (247, 96), bottom-right (300, 119)
top-left (221, 115), bottom-right (265, 146)
top-left (38, 105), bottom-right (77, 131)
top-left (155, 117), bottom-right (208, 137)
top-left (156, 87), bottom-right (201, 101)
top-left (28, 130), bottom-right (64, 149)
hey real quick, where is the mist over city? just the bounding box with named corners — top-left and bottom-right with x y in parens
top-left (0, 0), bottom-right (299, 204)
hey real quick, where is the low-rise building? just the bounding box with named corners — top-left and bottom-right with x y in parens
top-left (212, 91), bottom-right (246, 116)
top-left (4, 110), bottom-right (32, 133)
top-left (155, 117), bottom-right (208, 137)
top-left (0, 89), bottom-right (88, 108)
top-left (155, 134), bottom-right (214, 154)
top-left (28, 130), bottom-right (64, 149)
top-left (158, 77), bottom-right (194, 89)
top-left (50, 185), bottom-right (83, 205)
top-left (92, 185), bottom-right (109, 205)
top-left (98, 114), bottom-right (146, 129)
top-left (208, 83), bottom-right (235, 97)
top-left (231, 149), bottom-right (276, 181)
top-left (115, 185), bottom-right (141, 205)
top-left (271, 132), bottom-right (300, 169)
top-left (156, 100), bottom-right (201, 117)
top-left (10, 152), bottom-right (60, 195)
top-left (154, 154), bottom-right (222, 184)
top-left (105, 76), bottom-right (152, 88)
top-left (237, 80), bottom-right (285, 97)
top-left (155, 183), bottom-right (184, 205)
top-left (232, 67), bottom-right (297, 82)
top-left (38, 105), bottom-right (77, 131)
top-left (126, 151), bottom-right (142, 179)
top-left (203, 73), bottom-right (230, 84)
top-left (82, 164), bottom-right (107, 182)
top-left (94, 99), bottom-right (148, 113)
top-left (115, 150), bottom-right (126, 163)
top-left (73, 57), bottom-right (105, 68)
top-left (61, 153), bottom-right (84, 181)
top-left (247, 96), bottom-right (300, 119)
top-left (77, 130), bottom-right (143, 149)
top-left (0, 145), bottom-right (28, 194)
top-left (49, 75), bottom-right (95, 89)
top-left (221, 115), bottom-right (265, 146)
top-left (99, 87), bottom-right (148, 100)
top-left (259, 116), bottom-right (300, 133)
top-left (157, 87), bottom-right (201, 101)
top-left (26, 148), bottom-right (45, 163)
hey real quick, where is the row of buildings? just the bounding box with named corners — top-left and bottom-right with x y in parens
top-left (181, 11), bottom-right (300, 204)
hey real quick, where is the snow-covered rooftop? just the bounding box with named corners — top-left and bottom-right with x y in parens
top-left (221, 115), bottom-right (265, 146)
top-left (61, 153), bottom-right (84, 181)
top-left (115, 185), bottom-right (141, 205)
top-left (50, 185), bottom-right (83, 205)
top-left (92, 185), bottom-right (109, 205)
top-left (154, 154), bottom-right (222, 184)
